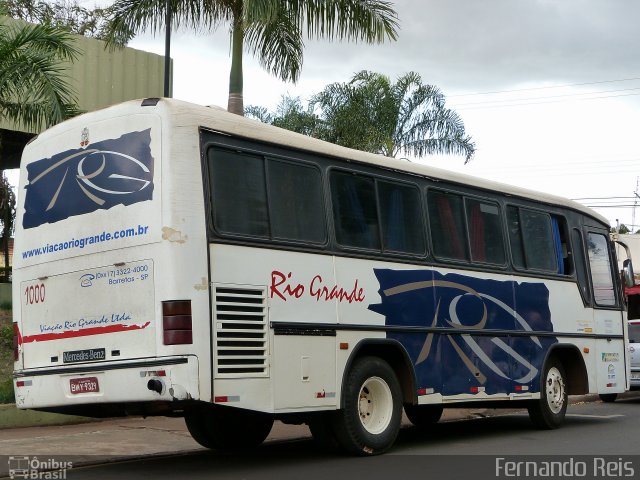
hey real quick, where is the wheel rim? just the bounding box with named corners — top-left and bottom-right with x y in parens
top-left (545, 366), bottom-right (565, 414)
top-left (357, 376), bottom-right (393, 434)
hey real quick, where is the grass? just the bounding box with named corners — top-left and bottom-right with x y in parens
top-left (0, 307), bottom-right (14, 403)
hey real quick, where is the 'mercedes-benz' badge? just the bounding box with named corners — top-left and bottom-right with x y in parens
top-left (63, 348), bottom-right (106, 363)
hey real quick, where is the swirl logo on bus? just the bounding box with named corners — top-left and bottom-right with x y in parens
top-left (369, 269), bottom-right (558, 396)
top-left (23, 129), bottom-right (154, 229)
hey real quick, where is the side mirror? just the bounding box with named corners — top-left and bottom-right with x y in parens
top-left (623, 259), bottom-right (635, 287)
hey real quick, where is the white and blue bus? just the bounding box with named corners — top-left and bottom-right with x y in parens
top-left (12, 98), bottom-right (631, 455)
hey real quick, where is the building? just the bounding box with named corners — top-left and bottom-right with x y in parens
top-left (1, 17), bottom-right (170, 284)
top-left (0, 16), bottom-right (170, 170)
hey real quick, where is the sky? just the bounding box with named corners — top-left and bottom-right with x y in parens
top-left (8, 0), bottom-right (640, 230)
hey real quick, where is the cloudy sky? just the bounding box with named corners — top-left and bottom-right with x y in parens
top-left (12, 0), bottom-right (640, 229)
top-left (123, 0), bottom-right (640, 230)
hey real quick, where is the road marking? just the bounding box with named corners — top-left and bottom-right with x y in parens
top-left (566, 414), bottom-right (625, 419)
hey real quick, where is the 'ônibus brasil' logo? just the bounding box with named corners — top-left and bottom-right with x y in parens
top-left (23, 129), bottom-right (154, 229)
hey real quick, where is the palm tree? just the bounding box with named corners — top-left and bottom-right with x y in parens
top-left (0, 15), bottom-right (80, 130)
top-left (0, 173), bottom-right (15, 281)
top-left (104, 0), bottom-right (399, 115)
top-left (311, 70), bottom-right (475, 162)
top-left (0, 13), bottom-right (80, 274)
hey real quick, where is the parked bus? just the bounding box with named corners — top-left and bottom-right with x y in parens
top-left (12, 98), bottom-right (632, 455)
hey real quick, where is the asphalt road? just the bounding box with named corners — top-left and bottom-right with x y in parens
top-left (20, 393), bottom-right (639, 480)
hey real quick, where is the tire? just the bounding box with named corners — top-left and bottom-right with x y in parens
top-left (185, 404), bottom-right (274, 450)
top-left (404, 404), bottom-right (444, 427)
top-left (528, 356), bottom-right (568, 429)
top-left (332, 356), bottom-right (403, 455)
top-left (599, 393), bottom-right (618, 403)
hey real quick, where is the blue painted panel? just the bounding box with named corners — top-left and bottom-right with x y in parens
top-left (23, 129), bottom-right (154, 229)
top-left (369, 269), bottom-right (557, 396)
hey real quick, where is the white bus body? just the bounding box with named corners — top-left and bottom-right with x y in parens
top-left (12, 98), bottom-right (630, 454)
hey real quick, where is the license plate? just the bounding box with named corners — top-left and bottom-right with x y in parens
top-left (69, 377), bottom-right (99, 394)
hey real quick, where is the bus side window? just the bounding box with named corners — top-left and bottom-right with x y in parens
top-left (209, 148), bottom-right (327, 245)
top-left (587, 232), bottom-right (617, 306)
top-left (209, 149), bottom-right (269, 237)
top-left (330, 172), bottom-right (380, 250)
top-left (428, 190), bottom-right (468, 261)
top-left (551, 215), bottom-right (573, 275)
top-left (571, 229), bottom-right (591, 304)
top-left (507, 206), bottom-right (556, 272)
top-left (377, 181), bottom-right (425, 255)
top-left (267, 160), bottom-right (326, 243)
top-left (465, 198), bottom-right (505, 265)
top-left (507, 206), bottom-right (526, 269)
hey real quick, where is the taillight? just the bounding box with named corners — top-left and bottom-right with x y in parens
top-left (13, 322), bottom-right (20, 361)
top-left (162, 300), bottom-right (192, 345)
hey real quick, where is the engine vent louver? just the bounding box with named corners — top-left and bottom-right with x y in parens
top-left (213, 286), bottom-right (268, 377)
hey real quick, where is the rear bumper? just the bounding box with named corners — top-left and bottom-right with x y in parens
top-left (13, 355), bottom-right (199, 410)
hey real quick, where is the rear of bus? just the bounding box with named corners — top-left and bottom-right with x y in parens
top-left (12, 99), bottom-right (208, 416)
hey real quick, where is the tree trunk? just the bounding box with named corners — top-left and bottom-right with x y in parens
top-left (227, 18), bottom-right (244, 116)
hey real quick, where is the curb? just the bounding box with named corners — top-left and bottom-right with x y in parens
top-left (0, 394), bottom-right (604, 430)
top-left (0, 403), bottom-right (98, 430)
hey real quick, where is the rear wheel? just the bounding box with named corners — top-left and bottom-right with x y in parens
top-left (404, 404), bottom-right (444, 427)
top-left (528, 356), bottom-right (567, 429)
top-left (332, 356), bottom-right (403, 455)
top-left (599, 393), bottom-right (618, 403)
top-left (185, 404), bottom-right (274, 450)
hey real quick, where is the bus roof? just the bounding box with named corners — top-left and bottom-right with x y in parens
top-left (29, 97), bottom-right (611, 227)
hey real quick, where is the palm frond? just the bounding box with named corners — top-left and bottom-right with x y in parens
top-left (0, 21), bottom-right (79, 130)
top-left (103, 0), bottom-right (232, 47)
top-left (245, 4), bottom-right (303, 82)
top-left (293, 0), bottom-right (398, 43)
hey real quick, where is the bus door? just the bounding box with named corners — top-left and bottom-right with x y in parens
top-left (585, 227), bottom-right (627, 393)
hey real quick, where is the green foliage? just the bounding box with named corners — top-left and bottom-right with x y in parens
top-left (103, 0), bottom-right (399, 114)
top-left (0, 314), bottom-right (13, 404)
top-left (0, 13), bottom-right (81, 130)
top-left (248, 71), bottom-right (476, 163)
top-left (0, 377), bottom-right (15, 403)
top-left (311, 71), bottom-right (475, 162)
top-left (0, 0), bottom-right (111, 40)
top-left (0, 323), bottom-right (11, 349)
top-left (246, 95), bottom-right (322, 137)
top-left (1, 174), bottom-right (16, 280)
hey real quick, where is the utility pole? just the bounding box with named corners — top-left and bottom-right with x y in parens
top-left (634, 176), bottom-right (639, 233)
top-left (164, 0), bottom-right (172, 97)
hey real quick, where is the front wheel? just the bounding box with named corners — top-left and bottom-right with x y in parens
top-left (528, 356), bottom-right (568, 429)
top-left (332, 356), bottom-right (403, 455)
top-left (185, 404), bottom-right (274, 450)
